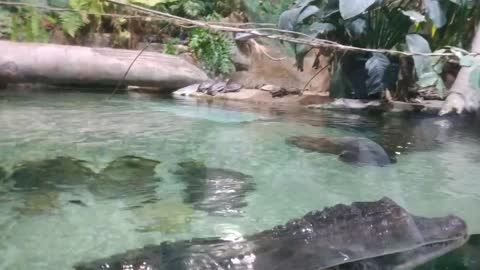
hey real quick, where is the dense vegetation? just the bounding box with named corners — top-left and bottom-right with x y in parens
top-left (2, 0), bottom-right (479, 97)
top-left (279, 0), bottom-right (480, 100)
top-left (0, 0), bottom-right (238, 76)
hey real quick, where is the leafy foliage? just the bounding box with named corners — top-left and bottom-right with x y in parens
top-left (164, 38), bottom-right (179, 55)
top-left (10, 7), bottom-right (50, 42)
top-left (279, 0), bottom-right (480, 99)
top-left (243, 0), bottom-right (292, 24)
top-left (188, 28), bottom-right (234, 76)
top-left (133, 0), bottom-right (241, 19)
top-left (59, 11), bottom-right (85, 37)
top-left (0, 8), bottom-right (12, 39)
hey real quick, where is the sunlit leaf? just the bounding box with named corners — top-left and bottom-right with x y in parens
top-left (431, 24), bottom-right (437, 37)
top-left (401, 10), bottom-right (426, 23)
top-left (424, 0), bottom-right (447, 28)
top-left (297, 5), bottom-right (320, 23)
top-left (309, 22), bottom-right (336, 37)
top-left (339, 0), bottom-right (376, 19)
top-left (417, 72), bottom-right (439, 87)
top-left (460, 55), bottom-right (476, 67)
top-left (436, 77), bottom-right (446, 97)
top-left (406, 34), bottom-right (433, 77)
top-left (59, 11), bottom-right (85, 37)
top-left (346, 17), bottom-right (367, 39)
top-left (278, 7), bottom-right (303, 31)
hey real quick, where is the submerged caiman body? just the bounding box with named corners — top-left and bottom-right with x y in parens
top-left (75, 197), bottom-right (468, 270)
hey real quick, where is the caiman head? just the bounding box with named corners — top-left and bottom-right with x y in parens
top-left (356, 213), bottom-right (469, 270)
top-left (251, 197), bottom-right (468, 270)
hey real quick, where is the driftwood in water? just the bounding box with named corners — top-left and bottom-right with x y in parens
top-left (0, 41), bottom-right (209, 91)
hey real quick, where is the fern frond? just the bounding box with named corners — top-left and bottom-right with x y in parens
top-left (59, 11), bottom-right (85, 37)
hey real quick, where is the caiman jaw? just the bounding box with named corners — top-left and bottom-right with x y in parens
top-left (392, 235), bottom-right (469, 270)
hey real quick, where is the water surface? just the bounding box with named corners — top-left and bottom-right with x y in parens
top-left (0, 90), bottom-right (479, 269)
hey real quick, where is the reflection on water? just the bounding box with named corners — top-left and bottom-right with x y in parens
top-left (0, 91), bottom-right (479, 269)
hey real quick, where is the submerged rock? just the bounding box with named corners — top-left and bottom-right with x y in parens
top-left (15, 191), bottom-right (60, 216)
top-left (130, 200), bottom-right (194, 234)
top-left (172, 159), bottom-right (255, 216)
top-left (0, 167), bottom-right (6, 180)
top-left (74, 197), bottom-right (468, 270)
top-left (3, 157), bottom-right (95, 215)
top-left (286, 136), bottom-right (392, 166)
top-left (89, 156), bottom-right (162, 198)
top-left (7, 156), bottom-right (95, 190)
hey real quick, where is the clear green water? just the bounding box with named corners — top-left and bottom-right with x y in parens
top-left (0, 91), bottom-right (480, 269)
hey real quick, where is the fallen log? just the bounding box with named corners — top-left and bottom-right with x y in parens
top-left (0, 41), bottom-right (209, 91)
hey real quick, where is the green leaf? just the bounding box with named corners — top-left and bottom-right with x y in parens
top-left (309, 22), bottom-right (336, 37)
top-left (448, 46), bottom-right (469, 59)
top-left (417, 72), bottom-right (439, 87)
top-left (0, 8), bottom-right (12, 38)
top-left (59, 11), bottom-right (85, 37)
top-left (365, 53), bottom-right (391, 95)
top-left (346, 17), bottom-right (367, 39)
top-left (406, 34), bottom-right (433, 77)
top-left (436, 77), bottom-right (446, 97)
top-left (317, 0), bottom-right (340, 18)
top-left (278, 7), bottom-right (302, 31)
top-left (460, 55), bottom-right (476, 67)
top-left (297, 5), bottom-right (320, 23)
top-left (424, 0), bottom-right (447, 28)
top-left (339, 0), bottom-right (376, 19)
top-left (469, 64), bottom-right (480, 91)
top-left (401, 10), bottom-right (426, 23)
top-left (183, 0), bottom-right (205, 18)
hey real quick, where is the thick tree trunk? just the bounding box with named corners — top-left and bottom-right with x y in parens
top-left (440, 24), bottom-right (480, 115)
top-left (0, 41), bottom-right (209, 91)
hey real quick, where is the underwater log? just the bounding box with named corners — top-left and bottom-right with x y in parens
top-left (0, 41), bottom-right (208, 91)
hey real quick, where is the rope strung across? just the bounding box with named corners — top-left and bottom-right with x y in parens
top-left (105, 0), bottom-right (480, 58)
top-left (1, 0), bottom-right (478, 58)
